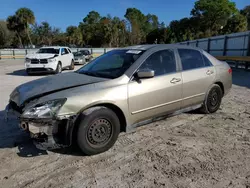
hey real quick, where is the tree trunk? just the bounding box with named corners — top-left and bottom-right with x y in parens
top-left (16, 32), bottom-right (23, 48)
top-left (26, 27), bottom-right (33, 46)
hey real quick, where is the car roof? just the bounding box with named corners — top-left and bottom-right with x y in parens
top-left (121, 44), bottom-right (202, 51)
top-left (41, 46), bottom-right (70, 49)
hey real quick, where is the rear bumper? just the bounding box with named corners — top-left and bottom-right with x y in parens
top-left (74, 59), bottom-right (85, 64)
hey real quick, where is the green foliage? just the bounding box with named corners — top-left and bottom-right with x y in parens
top-left (0, 20), bottom-right (13, 47)
top-left (191, 0), bottom-right (238, 36)
top-left (1, 1), bottom-right (250, 48)
top-left (241, 5), bottom-right (250, 29)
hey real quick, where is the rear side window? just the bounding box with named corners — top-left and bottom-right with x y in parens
top-left (67, 48), bottom-right (72, 53)
top-left (178, 49), bottom-right (205, 71)
top-left (139, 49), bottom-right (176, 76)
top-left (202, 54), bottom-right (213, 67)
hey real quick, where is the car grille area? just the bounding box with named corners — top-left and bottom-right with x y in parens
top-left (31, 59), bottom-right (48, 64)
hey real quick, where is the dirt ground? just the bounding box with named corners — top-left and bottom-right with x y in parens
top-left (1, 60), bottom-right (250, 188)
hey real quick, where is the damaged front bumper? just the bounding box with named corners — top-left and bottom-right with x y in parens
top-left (25, 118), bottom-right (76, 150)
top-left (6, 104), bottom-right (77, 150)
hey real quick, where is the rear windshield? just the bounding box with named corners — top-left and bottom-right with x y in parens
top-left (37, 48), bottom-right (59, 54)
top-left (76, 49), bottom-right (144, 79)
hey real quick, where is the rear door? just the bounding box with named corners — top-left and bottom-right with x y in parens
top-left (128, 49), bottom-right (182, 123)
top-left (178, 48), bottom-right (216, 108)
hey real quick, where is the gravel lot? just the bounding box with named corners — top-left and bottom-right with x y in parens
top-left (1, 59), bottom-right (250, 188)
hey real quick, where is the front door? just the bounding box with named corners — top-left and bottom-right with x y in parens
top-left (128, 49), bottom-right (182, 124)
top-left (61, 48), bottom-right (70, 67)
top-left (178, 49), bottom-right (216, 108)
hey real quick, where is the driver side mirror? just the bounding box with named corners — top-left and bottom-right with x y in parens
top-left (136, 69), bottom-right (155, 79)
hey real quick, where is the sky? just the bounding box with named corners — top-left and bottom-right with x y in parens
top-left (0, 0), bottom-right (249, 31)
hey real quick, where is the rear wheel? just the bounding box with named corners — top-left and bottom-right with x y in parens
top-left (76, 107), bottom-right (120, 155)
top-left (55, 63), bottom-right (62, 74)
top-left (69, 60), bottom-right (75, 70)
top-left (200, 84), bottom-right (223, 114)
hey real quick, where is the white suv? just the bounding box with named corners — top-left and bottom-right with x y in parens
top-left (25, 46), bottom-right (75, 74)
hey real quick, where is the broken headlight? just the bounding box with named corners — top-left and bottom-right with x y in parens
top-left (22, 99), bottom-right (66, 119)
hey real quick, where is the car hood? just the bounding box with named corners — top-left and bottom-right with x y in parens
top-left (26, 53), bottom-right (57, 59)
top-left (10, 72), bottom-right (108, 106)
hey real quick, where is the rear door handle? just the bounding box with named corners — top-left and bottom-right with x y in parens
top-left (170, 78), bottom-right (181, 84)
top-left (206, 70), bottom-right (214, 75)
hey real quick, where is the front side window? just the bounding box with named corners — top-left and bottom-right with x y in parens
top-left (139, 49), bottom-right (176, 76)
top-left (77, 49), bottom-right (144, 79)
top-left (178, 49), bottom-right (205, 71)
top-left (61, 48), bottom-right (65, 55)
top-left (64, 48), bottom-right (69, 54)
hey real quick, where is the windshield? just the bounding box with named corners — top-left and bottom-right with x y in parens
top-left (37, 48), bottom-right (59, 54)
top-left (76, 49), bottom-right (144, 79)
top-left (73, 51), bottom-right (83, 56)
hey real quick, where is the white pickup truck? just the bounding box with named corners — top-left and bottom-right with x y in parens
top-left (25, 46), bottom-right (75, 75)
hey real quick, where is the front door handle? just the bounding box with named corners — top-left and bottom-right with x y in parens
top-left (206, 70), bottom-right (214, 75)
top-left (170, 78), bottom-right (181, 84)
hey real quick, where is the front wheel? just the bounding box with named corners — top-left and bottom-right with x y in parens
top-left (200, 84), bottom-right (223, 114)
top-left (55, 63), bottom-right (62, 74)
top-left (77, 107), bottom-right (120, 155)
top-left (69, 60), bottom-right (75, 70)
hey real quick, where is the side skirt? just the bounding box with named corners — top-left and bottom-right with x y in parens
top-left (126, 104), bottom-right (202, 133)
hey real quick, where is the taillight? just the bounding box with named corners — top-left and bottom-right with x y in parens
top-left (228, 68), bottom-right (232, 74)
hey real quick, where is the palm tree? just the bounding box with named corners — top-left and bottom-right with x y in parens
top-left (6, 15), bottom-right (24, 48)
top-left (16, 8), bottom-right (35, 46)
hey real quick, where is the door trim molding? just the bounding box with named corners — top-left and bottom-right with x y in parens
top-left (132, 98), bottom-right (182, 114)
top-left (131, 93), bottom-right (205, 115)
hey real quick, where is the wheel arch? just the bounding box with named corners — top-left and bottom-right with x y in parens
top-left (68, 102), bottom-right (127, 146)
top-left (214, 81), bottom-right (224, 96)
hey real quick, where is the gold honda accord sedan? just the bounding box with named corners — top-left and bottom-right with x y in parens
top-left (6, 44), bottom-right (232, 155)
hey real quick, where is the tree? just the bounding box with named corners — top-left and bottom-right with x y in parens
top-left (191, 0), bottom-right (238, 36)
top-left (6, 15), bottom-right (25, 48)
top-left (241, 5), bottom-right (250, 30)
top-left (15, 8), bottom-right (35, 46)
top-left (222, 13), bottom-right (247, 34)
top-left (125, 8), bottom-right (147, 44)
top-left (66, 26), bottom-right (83, 46)
top-left (146, 28), bottom-right (171, 44)
top-left (0, 21), bottom-right (13, 47)
top-left (31, 22), bottom-right (61, 46)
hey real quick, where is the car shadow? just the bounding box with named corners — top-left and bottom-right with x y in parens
top-left (232, 68), bottom-right (250, 89)
top-left (6, 69), bottom-right (53, 77)
top-left (52, 146), bottom-right (85, 156)
top-left (0, 110), bottom-right (48, 157)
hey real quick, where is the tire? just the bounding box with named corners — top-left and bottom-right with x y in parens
top-left (55, 62), bottom-right (62, 74)
top-left (69, 60), bottom-right (75, 70)
top-left (76, 107), bottom-right (120, 155)
top-left (200, 84), bottom-right (223, 114)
